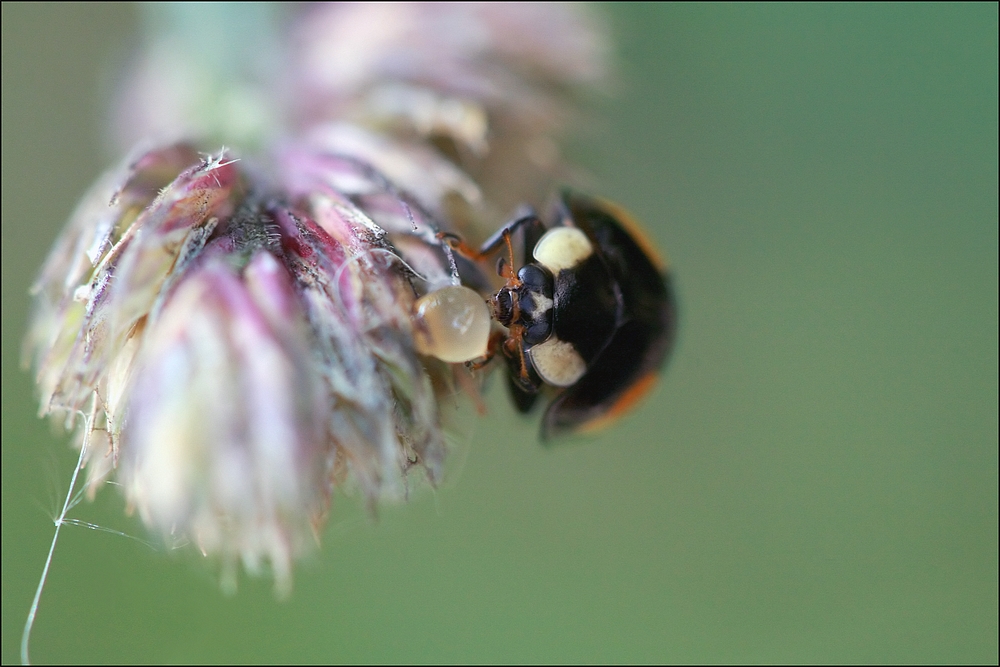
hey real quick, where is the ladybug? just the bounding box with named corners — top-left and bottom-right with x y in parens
top-left (448, 190), bottom-right (676, 439)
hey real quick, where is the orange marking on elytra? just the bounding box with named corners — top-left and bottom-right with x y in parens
top-left (594, 197), bottom-right (669, 272)
top-left (578, 372), bottom-right (660, 434)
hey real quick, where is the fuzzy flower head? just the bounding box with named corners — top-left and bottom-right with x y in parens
top-left (25, 3), bottom-right (647, 593)
top-left (27, 139), bottom-right (475, 591)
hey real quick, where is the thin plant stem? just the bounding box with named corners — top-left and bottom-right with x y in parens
top-left (21, 410), bottom-right (91, 666)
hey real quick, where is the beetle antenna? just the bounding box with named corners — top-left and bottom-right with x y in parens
top-left (501, 230), bottom-right (521, 285)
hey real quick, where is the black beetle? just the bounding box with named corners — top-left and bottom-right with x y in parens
top-left (449, 190), bottom-right (676, 439)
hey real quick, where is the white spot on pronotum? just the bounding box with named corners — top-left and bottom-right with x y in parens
top-left (530, 291), bottom-right (554, 315)
top-left (532, 227), bottom-right (593, 273)
top-left (528, 336), bottom-right (586, 387)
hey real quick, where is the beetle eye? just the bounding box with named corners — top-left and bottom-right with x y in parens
top-left (517, 264), bottom-right (553, 297)
top-left (523, 319), bottom-right (552, 346)
top-left (494, 289), bottom-right (514, 325)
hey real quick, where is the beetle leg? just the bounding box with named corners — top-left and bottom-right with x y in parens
top-left (437, 231), bottom-right (480, 259)
top-left (500, 329), bottom-right (540, 393)
top-left (465, 330), bottom-right (507, 370)
top-left (507, 372), bottom-right (540, 413)
top-left (440, 213), bottom-right (545, 258)
top-left (476, 214), bottom-right (546, 258)
top-left (500, 328), bottom-right (542, 413)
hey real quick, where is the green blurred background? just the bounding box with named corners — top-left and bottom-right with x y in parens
top-left (2, 3), bottom-right (996, 663)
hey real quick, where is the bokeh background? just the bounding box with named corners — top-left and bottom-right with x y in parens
top-left (3, 3), bottom-right (996, 663)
